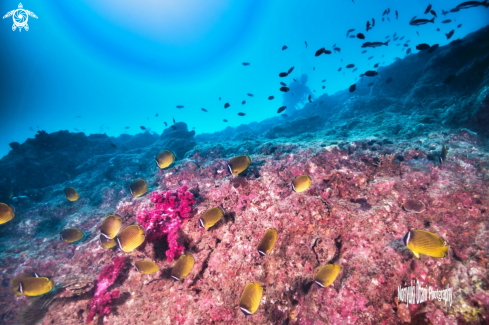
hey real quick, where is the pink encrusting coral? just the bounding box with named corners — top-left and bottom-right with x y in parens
top-left (86, 256), bottom-right (126, 323)
top-left (137, 185), bottom-right (196, 262)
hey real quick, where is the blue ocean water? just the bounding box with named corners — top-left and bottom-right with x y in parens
top-left (0, 0), bottom-right (488, 157)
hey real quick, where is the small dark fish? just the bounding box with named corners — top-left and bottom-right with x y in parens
top-left (366, 20), bottom-right (370, 32)
top-left (242, 62), bottom-right (250, 66)
top-left (368, 82), bottom-right (374, 87)
top-left (450, 39), bottom-right (464, 45)
top-left (282, 45), bottom-right (288, 50)
top-left (242, 100), bottom-right (246, 105)
top-left (372, 18), bottom-right (375, 27)
top-left (386, 77), bottom-right (393, 84)
top-left (437, 28), bottom-right (440, 31)
top-left (357, 33), bottom-right (365, 39)
top-left (277, 106), bottom-right (287, 113)
top-left (74, 128), bottom-right (79, 131)
top-left (125, 126), bottom-right (130, 129)
top-left (223, 119), bottom-right (228, 122)
top-left (322, 85), bottom-right (325, 89)
top-left (406, 48), bottom-right (412, 54)
top-left (385, 35), bottom-right (390, 39)
top-left (404, 44), bottom-right (409, 47)
top-left (458, 24), bottom-right (462, 28)
top-left (425, 4), bottom-right (432, 14)
top-left (334, 47), bottom-right (341, 53)
top-left (410, 17), bottom-right (435, 26)
top-left (444, 74), bottom-right (456, 84)
top-left (387, 8), bottom-right (390, 14)
top-left (365, 70), bottom-right (378, 77)
top-left (140, 126), bottom-right (146, 130)
top-left (219, 97), bottom-right (221, 100)
top-left (155, 113), bottom-right (158, 117)
top-left (362, 40), bottom-right (389, 48)
top-left (362, 50), bottom-right (367, 53)
top-left (238, 112), bottom-right (246, 116)
top-left (442, 9), bottom-right (449, 16)
top-left (430, 9), bottom-right (437, 17)
top-left (352, 68), bottom-right (358, 72)
top-left (368, 56), bottom-right (374, 60)
top-left (308, 95), bottom-right (312, 102)
top-left (445, 30), bottom-right (455, 39)
top-left (224, 103), bottom-right (230, 108)
top-left (442, 19), bottom-right (452, 23)
top-left (29, 126), bottom-right (34, 131)
top-left (393, 37), bottom-right (399, 41)
top-left (315, 48), bottom-right (325, 56)
top-left (201, 108), bottom-right (208, 112)
top-left (346, 64), bottom-right (355, 68)
top-left (338, 67), bottom-right (342, 71)
top-left (416, 43), bottom-right (431, 50)
top-left (173, 117), bottom-right (176, 123)
top-left (323, 50), bottom-right (332, 54)
top-left (450, 8), bottom-right (460, 12)
top-left (349, 35), bottom-right (356, 38)
top-left (287, 67), bottom-right (294, 74)
top-left (427, 44), bottom-right (439, 53)
top-left (387, 17), bottom-right (390, 21)
top-left (312, 68), bottom-right (315, 71)
top-left (305, 41), bottom-right (308, 48)
top-left (164, 122), bottom-right (167, 126)
top-left (349, 84), bottom-right (356, 92)
top-left (346, 28), bottom-right (355, 37)
top-left (322, 79), bottom-right (326, 82)
top-left (280, 82), bottom-right (287, 87)
top-left (176, 105), bottom-right (184, 109)
top-left (382, 17), bottom-right (384, 22)
top-left (455, 0), bottom-right (489, 10)
top-left (417, 31), bottom-right (420, 36)
top-left (268, 96), bottom-right (274, 100)
top-left (279, 72), bottom-right (288, 77)
top-left (393, 32), bottom-right (397, 37)
top-left (247, 93), bottom-right (254, 97)
top-left (374, 63), bottom-right (379, 68)
top-left (396, 10), bottom-right (398, 19)
top-left (382, 9), bottom-right (387, 16)
top-left (280, 87), bottom-right (289, 92)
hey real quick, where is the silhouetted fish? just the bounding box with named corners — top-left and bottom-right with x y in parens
top-left (442, 9), bottom-right (449, 15)
top-left (238, 112), bottom-right (245, 116)
top-left (455, 0), bottom-right (489, 10)
top-left (445, 30), bottom-right (455, 39)
top-left (279, 72), bottom-right (288, 77)
top-left (368, 56), bottom-right (374, 60)
top-left (450, 39), bottom-right (464, 45)
top-left (357, 33), bottom-right (365, 39)
top-left (416, 43), bottom-right (430, 50)
top-left (346, 28), bottom-right (355, 37)
top-left (288, 67), bottom-right (294, 74)
top-left (442, 19), bottom-right (452, 23)
top-left (247, 93), bottom-right (253, 97)
top-left (368, 82), bottom-right (374, 87)
top-left (201, 108), bottom-right (208, 112)
top-left (334, 47), bottom-right (341, 53)
top-left (430, 9), bottom-right (437, 17)
top-left (224, 103), bottom-right (230, 108)
top-left (349, 84), bottom-right (356, 92)
top-left (338, 67), bottom-right (342, 71)
top-left (374, 63), bottom-right (379, 68)
top-left (242, 62), bottom-right (250, 66)
top-left (410, 17), bottom-right (435, 25)
top-left (277, 106), bottom-right (286, 113)
top-left (223, 119), bottom-right (228, 122)
top-left (458, 24), bottom-right (462, 28)
top-left (173, 117), bottom-right (176, 123)
top-left (125, 126), bottom-right (130, 129)
top-left (305, 41), bottom-right (308, 48)
top-left (365, 70), bottom-right (378, 77)
top-left (242, 100), bottom-right (246, 105)
top-left (268, 96), bottom-right (274, 100)
top-left (176, 105), bottom-right (184, 109)
top-left (308, 95), bottom-right (312, 102)
top-left (315, 48), bottom-right (325, 56)
top-left (396, 10), bottom-right (398, 19)
top-left (425, 4), bottom-right (432, 14)
top-left (280, 87), bottom-right (289, 92)
top-left (140, 126), bottom-right (146, 130)
top-left (362, 50), bottom-right (367, 53)
top-left (164, 122), bottom-right (167, 126)
top-left (282, 45), bottom-right (288, 50)
top-left (362, 40), bottom-right (389, 48)
top-left (346, 64), bottom-right (355, 68)
top-left (427, 44), bottom-right (439, 53)
top-left (349, 35), bottom-right (356, 38)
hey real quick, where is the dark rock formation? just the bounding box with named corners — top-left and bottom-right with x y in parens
top-left (158, 122), bottom-right (196, 159)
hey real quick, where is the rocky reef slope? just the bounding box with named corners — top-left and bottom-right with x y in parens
top-left (0, 27), bottom-right (488, 325)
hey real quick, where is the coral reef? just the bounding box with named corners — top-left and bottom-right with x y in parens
top-left (86, 256), bottom-right (126, 323)
top-left (0, 26), bottom-right (488, 325)
top-left (137, 186), bottom-right (196, 262)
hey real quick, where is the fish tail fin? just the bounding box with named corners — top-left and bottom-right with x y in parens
top-left (430, 17), bottom-right (435, 23)
top-left (385, 40), bottom-right (390, 46)
top-left (441, 245), bottom-right (450, 257)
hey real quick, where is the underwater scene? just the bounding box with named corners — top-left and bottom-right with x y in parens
top-left (1, 0), bottom-right (489, 324)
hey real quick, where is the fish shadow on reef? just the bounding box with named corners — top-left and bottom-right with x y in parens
top-left (35, 216), bottom-right (64, 237)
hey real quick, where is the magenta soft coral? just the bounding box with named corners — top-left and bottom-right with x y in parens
top-left (86, 256), bottom-right (126, 323)
top-left (137, 185), bottom-right (195, 262)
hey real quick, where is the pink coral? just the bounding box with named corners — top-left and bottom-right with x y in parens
top-left (137, 185), bottom-right (195, 262)
top-left (86, 256), bottom-right (126, 323)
